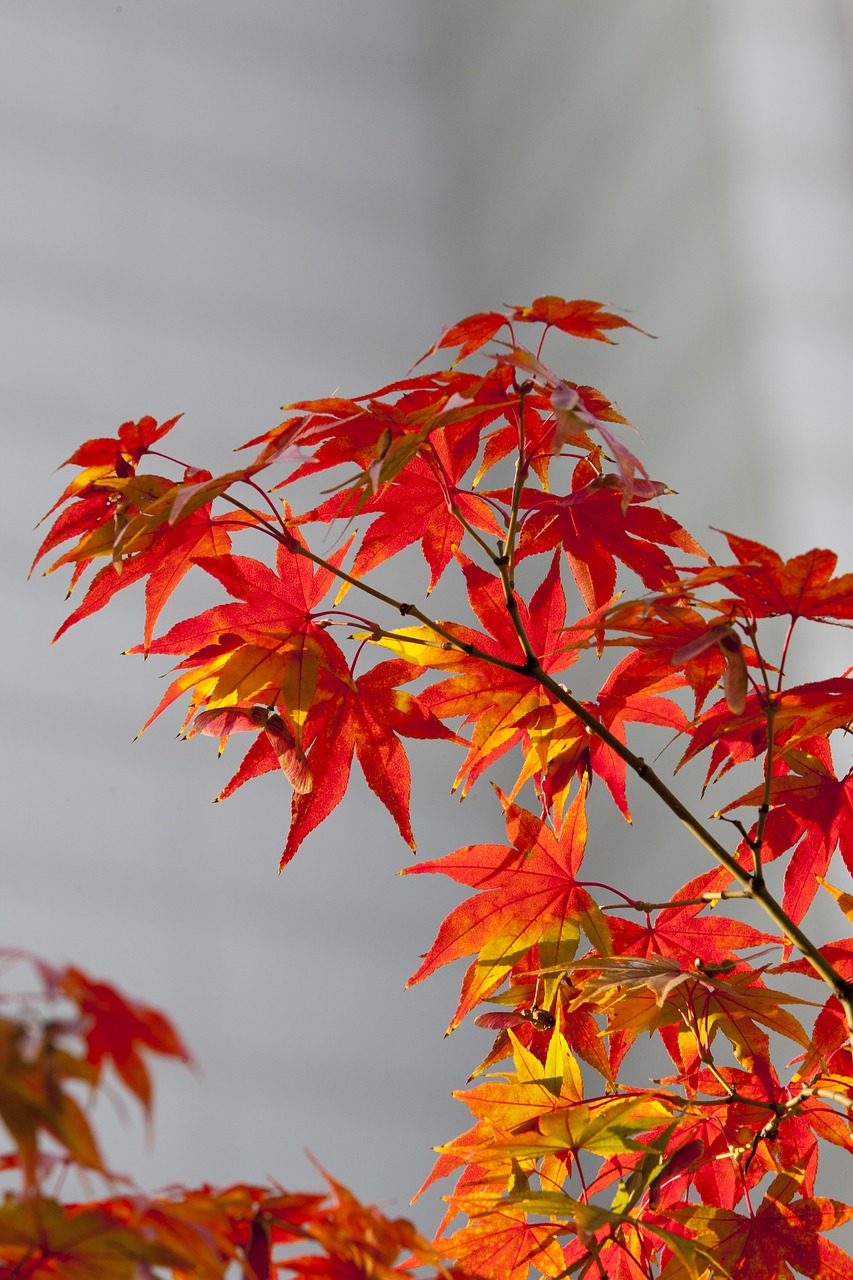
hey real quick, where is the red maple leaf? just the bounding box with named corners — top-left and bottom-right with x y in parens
top-left (415, 310), bottom-right (510, 366)
top-left (602, 594), bottom-right (759, 717)
top-left (441, 1205), bottom-right (566, 1280)
top-left (689, 532), bottom-right (853, 623)
top-left (720, 745), bottom-right (853, 924)
top-left (506, 649), bottom-right (688, 828)
top-left (60, 413), bottom-right (183, 470)
top-left (403, 785), bottom-right (611, 1032)
top-left (59, 967), bottom-right (190, 1116)
top-left (34, 415), bottom-right (184, 533)
top-left (247, 367), bottom-right (512, 492)
top-left (274, 658), bottom-right (462, 867)
top-left (515, 459), bottom-right (706, 612)
top-left (409, 551), bottom-right (597, 798)
top-left (54, 507), bottom-right (240, 650)
top-left (509, 296), bottom-right (651, 344)
top-left (307, 417), bottom-right (504, 591)
top-left (679, 677), bottom-right (853, 787)
top-left (606, 867), bottom-right (780, 970)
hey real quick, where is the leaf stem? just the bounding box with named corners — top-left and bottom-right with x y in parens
top-left (752, 700), bottom-right (777, 882)
top-left (451, 503), bottom-right (506, 568)
top-left (502, 385), bottom-right (530, 591)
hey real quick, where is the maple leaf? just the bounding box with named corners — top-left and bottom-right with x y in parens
top-left (247, 367), bottom-right (512, 496)
top-left (174, 653), bottom-right (459, 867)
top-left (34, 455), bottom-right (242, 584)
top-left (718, 746), bottom-right (853, 925)
top-left (602, 594), bottom-right (759, 717)
top-left (663, 1192), bottom-right (853, 1279)
top-left (0, 1195), bottom-right (193, 1279)
top-left (679, 677), bottom-right (853, 787)
top-left (689, 532), bottom-right (853, 623)
top-left (566, 955), bottom-right (813, 1073)
top-left (418, 1028), bottom-right (587, 1241)
top-left (511, 650), bottom-right (688, 825)
top-left (285, 1163), bottom-right (449, 1280)
top-left (415, 310), bottom-right (510, 366)
top-left (117, 533), bottom-right (462, 865)
top-left (308, 417), bottom-right (504, 592)
top-left (0, 1016), bottom-right (103, 1189)
top-left (33, 441), bottom-right (260, 652)
top-left (53, 507), bottom-right (240, 651)
top-left (34, 415), bottom-right (184, 535)
top-left (129, 532), bottom-right (352, 730)
top-left (657, 1063), bottom-right (849, 1205)
top-left (458, 1025), bottom-right (585, 1136)
top-left (377, 551), bottom-right (599, 799)
top-left (472, 384), bottom-right (624, 488)
top-left (403, 785), bottom-right (611, 1032)
top-left (62, 413), bottom-right (184, 470)
top-left (780, 939), bottom-right (853, 1079)
top-left (485, 1093), bottom-right (677, 1171)
top-left (58, 965), bottom-right (190, 1117)
top-left (275, 658), bottom-right (462, 866)
top-left (515, 458), bottom-right (707, 612)
top-left (491, 345), bottom-right (654, 507)
top-left (509, 296), bottom-right (651, 343)
top-left (606, 866), bottom-right (780, 969)
top-left (440, 1203), bottom-right (567, 1280)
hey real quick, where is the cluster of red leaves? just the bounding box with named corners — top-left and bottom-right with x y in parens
top-left (24, 298), bottom-right (853, 1277)
top-left (0, 952), bottom-right (452, 1280)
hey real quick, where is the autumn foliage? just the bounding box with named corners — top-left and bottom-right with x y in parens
top-left (11, 296), bottom-right (853, 1277)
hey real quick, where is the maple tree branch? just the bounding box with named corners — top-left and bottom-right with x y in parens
top-left (743, 1086), bottom-right (841, 1173)
top-left (527, 662), bottom-right (853, 1035)
top-left (776, 618), bottom-right (798, 694)
top-left (358, 626), bottom-right (529, 677)
top-left (717, 814), bottom-right (756, 848)
top-left (502, 588), bottom-right (540, 669)
top-left (31, 308), bottom-right (853, 1280)
top-left (598, 891), bottom-right (754, 912)
top-left (793, 1085), bottom-right (853, 1113)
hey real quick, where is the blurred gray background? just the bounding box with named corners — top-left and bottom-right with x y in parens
top-left (3, 0), bottom-right (852, 1236)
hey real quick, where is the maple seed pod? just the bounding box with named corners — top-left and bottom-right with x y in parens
top-left (647, 1138), bottom-right (705, 1210)
top-left (474, 1007), bottom-right (555, 1032)
top-left (673, 624), bottom-right (748, 715)
top-left (718, 628), bottom-right (748, 715)
top-left (264, 714), bottom-right (313, 795)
